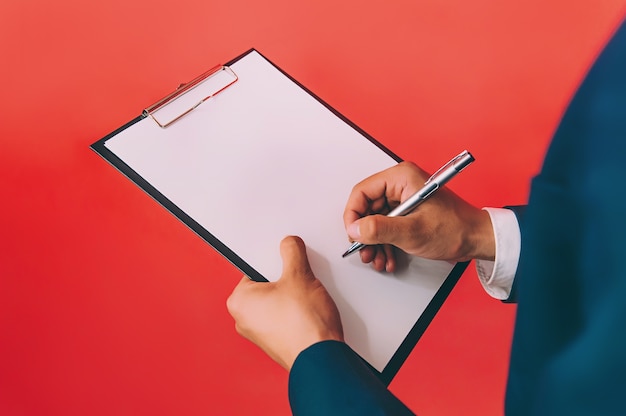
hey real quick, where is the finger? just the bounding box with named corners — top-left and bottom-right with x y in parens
top-left (361, 214), bottom-right (426, 248)
top-left (239, 274), bottom-right (254, 284)
top-left (347, 220), bottom-right (362, 241)
top-left (343, 162), bottom-right (427, 230)
top-left (372, 244), bottom-right (396, 273)
top-left (343, 170), bottom-right (393, 228)
top-left (280, 236), bottom-right (314, 280)
top-left (383, 244), bottom-right (396, 273)
top-left (227, 276), bottom-right (254, 317)
top-left (371, 247), bottom-right (387, 272)
top-left (355, 214), bottom-right (404, 246)
top-left (359, 245), bottom-right (376, 264)
top-left (232, 275), bottom-right (255, 291)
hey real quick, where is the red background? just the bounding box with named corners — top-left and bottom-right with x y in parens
top-left (1, 1), bottom-right (625, 415)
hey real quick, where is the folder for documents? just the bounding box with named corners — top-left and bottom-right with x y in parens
top-left (91, 48), bottom-right (467, 384)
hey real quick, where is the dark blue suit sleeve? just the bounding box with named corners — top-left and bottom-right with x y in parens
top-left (502, 205), bottom-right (526, 304)
top-left (288, 341), bottom-right (415, 416)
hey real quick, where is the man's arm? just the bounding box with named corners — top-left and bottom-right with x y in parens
top-left (227, 236), bottom-right (415, 415)
top-left (343, 162), bottom-right (527, 302)
top-left (289, 341), bottom-right (414, 416)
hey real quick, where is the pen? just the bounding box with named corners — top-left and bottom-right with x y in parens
top-left (342, 150), bottom-right (475, 258)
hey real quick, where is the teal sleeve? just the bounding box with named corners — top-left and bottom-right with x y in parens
top-left (502, 205), bottom-right (526, 304)
top-left (288, 341), bottom-right (415, 416)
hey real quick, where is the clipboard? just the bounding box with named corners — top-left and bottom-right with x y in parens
top-left (91, 48), bottom-right (468, 385)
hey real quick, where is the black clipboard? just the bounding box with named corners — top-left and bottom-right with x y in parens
top-left (91, 48), bottom-right (468, 385)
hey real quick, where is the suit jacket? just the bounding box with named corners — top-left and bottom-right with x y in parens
top-left (504, 18), bottom-right (626, 416)
top-left (289, 20), bottom-right (626, 415)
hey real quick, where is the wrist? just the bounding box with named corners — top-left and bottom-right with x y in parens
top-left (289, 339), bottom-right (347, 372)
top-left (285, 331), bottom-right (344, 371)
top-left (468, 209), bottom-right (496, 261)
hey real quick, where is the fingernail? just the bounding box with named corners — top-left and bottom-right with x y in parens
top-left (347, 222), bottom-right (361, 239)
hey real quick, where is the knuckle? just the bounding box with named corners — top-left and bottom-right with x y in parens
top-left (399, 160), bottom-right (428, 180)
top-left (398, 160), bottom-right (416, 169)
top-left (365, 216), bottom-right (383, 241)
top-left (226, 292), bottom-right (239, 315)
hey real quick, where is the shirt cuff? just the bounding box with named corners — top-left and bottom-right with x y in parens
top-left (475, 207), bottom-right (521, 300)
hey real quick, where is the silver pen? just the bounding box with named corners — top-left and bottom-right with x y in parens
top-left (342, 150), bottom-right (475, 258)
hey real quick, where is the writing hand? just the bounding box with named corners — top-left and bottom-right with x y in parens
top-left (343, 161), bottom-right (495, 272)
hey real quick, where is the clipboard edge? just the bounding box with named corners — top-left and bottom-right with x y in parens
top-left (377, 260), bottom-right (469, 385)
top-left (89, 114), bottom-right (268, 283)
top-left (250, 48), bottom-right (403, 164)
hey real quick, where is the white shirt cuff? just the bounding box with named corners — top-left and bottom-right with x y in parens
top-left (475, 207), bottom-right (521, 300)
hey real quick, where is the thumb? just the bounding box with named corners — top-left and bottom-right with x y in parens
top-left (279, 236), bottom-right (314, 281)
top-left (348, 215), bottom-right (411, 247)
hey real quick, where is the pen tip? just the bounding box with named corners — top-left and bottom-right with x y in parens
top-left (342, 245), bottom-right (358, 258)
top-left (343, 242), bottom-right (364, 258)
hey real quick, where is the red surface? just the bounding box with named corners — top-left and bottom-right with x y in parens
top-left (1, 1), bottom-right (625, 415)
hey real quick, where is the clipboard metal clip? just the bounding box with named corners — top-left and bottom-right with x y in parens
top-left (143, 65), bottom-right (239, 128)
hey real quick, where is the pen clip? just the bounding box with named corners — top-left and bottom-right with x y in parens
top-left (424, 150), bottom-right (472, 185)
